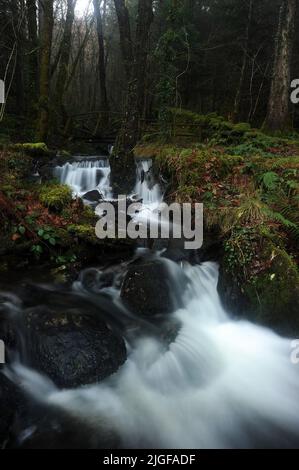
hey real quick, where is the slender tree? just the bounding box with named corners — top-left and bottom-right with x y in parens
top-left (55, 0), bottom-right (76, 129)
top-left (37, 0), bottom-right (54, 141)
top-left (264, 0), bottom-right (297, 132)
top-left (26, 0), bottom-right (38, 112)
top-left (233, 0), bottom-right (254, 122)
top-left (93, 0), bottom-right (109, 124)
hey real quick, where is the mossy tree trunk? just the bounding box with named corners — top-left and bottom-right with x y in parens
top-left (264, 0), bottom-right (297, 132)
top-left (111, 0), bottom-right (154, 195)
top-left (37, 0), bottom-right (54, 142)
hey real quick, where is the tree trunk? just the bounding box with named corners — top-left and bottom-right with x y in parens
top-left (264, 0), bottom-right (297, 132)
top-left (10, 0), bottom-right (25, 115)
top-left (111, 0), bottom-right (153, 195)
top-left (113, 0), bottom-right (133, 81)
top-left (55, 0), bottom-right (76, 130)
top-left (93, 0), bottom-right (109, 126)
top-left (26, 0), bottom-right (38, 111)
top-left (233, 0), bottom-right (253, 123)
top-left (37, 0), bottom-right (54, 142)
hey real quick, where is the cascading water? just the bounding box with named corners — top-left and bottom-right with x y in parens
top-left (132, 159), bottom-right (164, 233)
top-left (135, 159), bottom-right (163, 206)
top-left (6, 260), bottom-right (299, 449)
top-left (2, 156), bottom-right (299, 449)
top-left (54, 158), bottom-right (112, 199)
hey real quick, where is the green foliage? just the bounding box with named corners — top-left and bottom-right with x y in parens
top-left (227, 132), bottom-right (290, 157)
top-left (259, 171), bottom-right (281, 191)
top-left (31, 244), bottom-right (43, 257)
top-left (54, 254), bottom-right (77, 265)
top-left (39, 184), bottom-right (73, 212)
top-left (37, 226), bottom-right (58, 246)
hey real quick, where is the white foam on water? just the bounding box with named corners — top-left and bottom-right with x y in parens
top-left (8, 261), bottom-right (299, 449)
top-left (54, 159), bottom-right (112, 199)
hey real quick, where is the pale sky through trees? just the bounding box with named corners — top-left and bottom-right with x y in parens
top-left (75, 0), bottom-right (91, 16)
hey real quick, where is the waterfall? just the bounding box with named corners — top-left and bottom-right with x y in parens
top-left (135, 159), bottom-right (163, 206)
top-left (54, 158), bottom-right (112, 199)
top-left (7, 261), bottom-right (299, 449)
top-left (132, 159), bottom-right (164, 232)
top-left (55, 157), bottom-right (161, 204)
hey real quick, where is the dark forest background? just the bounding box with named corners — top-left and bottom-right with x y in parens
top-left (1, 0), bottom-right (299, 143)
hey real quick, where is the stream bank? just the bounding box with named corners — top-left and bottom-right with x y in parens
top-left (135, 109), bottom-right (299, 336)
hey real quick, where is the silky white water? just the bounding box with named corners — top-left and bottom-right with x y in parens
top-left (132, 159), bottom-right (166, 233)
top-left (54, 158), bottom-right (112, 198)
top-left (135, 159), bottom-right (163, 206)
top-left (12, 157), bottom-right (298, 448)
top-left (9, 261), bottom-right (299, 449)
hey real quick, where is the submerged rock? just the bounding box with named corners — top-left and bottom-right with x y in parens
top-left (120, 259), bottom-right (188, 317)
top-left (24, 307), bottom-right (127, 389)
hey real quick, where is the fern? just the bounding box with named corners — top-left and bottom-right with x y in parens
top-left (259, 171), bottom-right (280, 191)
top-left (264, 207), bottom-right (299, 243)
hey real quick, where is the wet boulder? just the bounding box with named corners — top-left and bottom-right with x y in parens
top-left (120, 259), bottom-right (188, 317)
top-left (0, 373), bottom-right (17, 448)
top-left (82, 189), bottom-right (103, 203)
top-left (24, 307), bottom-right (127, 389)
top-left (12, 403), bottom-right (120, 449)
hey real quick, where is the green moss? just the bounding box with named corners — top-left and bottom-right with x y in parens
top-left (57, 150), bottom-right (71, 159)
top-left (152, 109), bottom-right (254, 145)
top-left (67, 224), bottom-right (98, 244)
top-left (39, 184), bottom-right (73, 212)
top-left (233, 122), bottom-right (251, 133)
top-left (10, 142), bottom-right (51, 157)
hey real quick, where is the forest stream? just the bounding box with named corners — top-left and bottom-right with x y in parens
top-left (1, 155), bottom-right (299, 449)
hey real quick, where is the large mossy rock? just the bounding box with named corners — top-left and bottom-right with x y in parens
top-left (120, 260), bottom-right (188, 317)
top-left (244, 248), bottom-right (299, 337)
top-left (24, 307), bottom-right (127, 389)
top-left (218, 245), bottom-right (299, 337)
